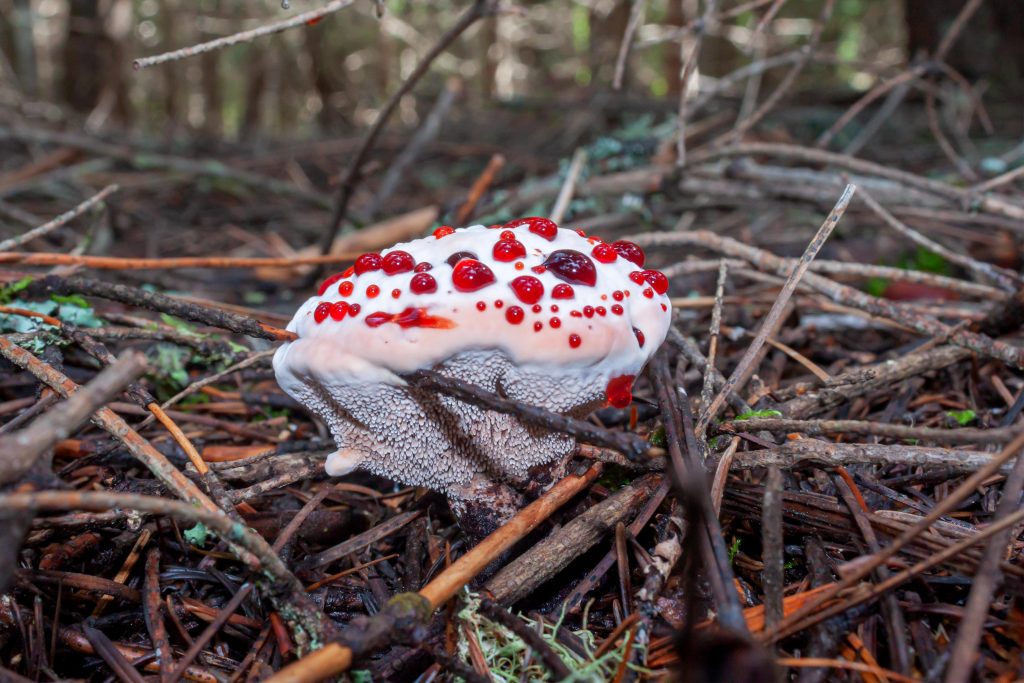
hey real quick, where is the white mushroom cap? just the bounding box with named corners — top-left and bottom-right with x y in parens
top-left (274, 219), bottom-right (672, 498)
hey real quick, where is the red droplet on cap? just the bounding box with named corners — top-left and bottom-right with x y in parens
top-left (611, 304), bottom-right (624, 315)
top-left (568, 333), bottom-right (582, 348)
top-left (452, 259), bottom-right (496, 292)
top-left (476, 301), bottom-right (486, 311)
top-left (493, 240), bottom-right (526, 262)
top-left (542, 250), bottom-right (597, 287)
top-left (433, 226), bottom-right (455, 239)
top-left (499, 230), bottom-right (516, 241)
top-left (583, 306), bottom-right (594, 318)
top-left (612, 240), bottom-right (646, 267)
top-left (354, 253), bottom-right (383, 275)
top-left (330, 302), bottom-right (349, 320)
top-left (612, 290), bottom-right (624, 301)
top-left (629, 271), bottom-right (646, 285)
top-left (314, 302), bottom-right (331, 323)
top-left (339, 281), bottom-right (354, 297)
top-left (318, 272), bottom-right (344, 296)
top-left (382, 250), bottom-right (415, 275)
top-left (342, 266), bottom-right (355, 277)
top-left (391, 289), bottom-right (401, 298)
top-left (504, 216), bottom-right (557, 241)
top-left (550, 317), bottom-right (561, 328)
top-left (643, 288), bottom-right (654, 298)
top-left (591, 243), bottom-right (618, 264)
top-left (510, 276), bottom-right (544, 304)
top-left (414, 262), bottom-right (433, 272)
top-left (533, 321), bottom-right (543, 332)
top-left (367, 285), bottom-right (380, 298)
top-left (505, 306), bottom-right (524, 324)
top-left (446, 251), bottom-right (478, 267)
top-left (605, 375), bottom-right (635, 409)
top-left (551, 284), bottom-right (575, 299)
top-left (633, 327), bottom-right (645, 347)
top-left (596, 306), bottom-right (606, 316)
top-left (410, 273), bottom-right (437, 294)
top-left (348, 303), bottom-right (361, 316)
top-left (642, 269), bottom-right (669, 295)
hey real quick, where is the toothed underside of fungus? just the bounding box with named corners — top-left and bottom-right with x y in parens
top-left (274, 218), bottom-right (672, 501)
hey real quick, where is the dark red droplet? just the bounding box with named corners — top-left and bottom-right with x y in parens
top-left (643, 288), bottom-right (654, 298)
top-left (570, 310), bottom-right (583, 318)
top-left (629, 271), bottom-right (646, 285)
top-left (476, 301), bottom-right (486, 311)
top-left (612, 240), bottom-right (646, 267)
top-left (550, 304), bottom-right (559, 312)
top-left (446, 251), bottom-right (478, 267)
top-left (662, 303), bottom-right (668, 311)
top-left (605, 375), bottom-right (635, 409)
top-left (532, 304), bottom-right (542, 313)
top-left (314, 302), bottom-right (331, 323)
top-left (642, 269), bottom-right (669, 295)
top-left (410, 272), bottom-right (437, 294)
top-left (318, 272), bottom-right (344, 296)
top-left (633, 327), bottom-right (645, 347)
top-left (542, 250), bottom-right (597, 287)
top-left (393, 307), bottom-right (455, 329)
top-left (583, 306), bottom-right (594, 318)
top-left (612, 290), bottom-right (624, 301)
top-left (510, 276), bottom-right (544, 304)
top-left (611, 304), bottom-right (624, 315)
top-left (499, 230), bottom-right (516, 241)
top-left (568, 333), bottom-right (582, 348)
top-left (493, 240), bottom-right (526, 262)
top-left (452, 259), bottom-right (496, 292)
top-left (506, 306), bottom-right (524, 324)
top-left (591, 243), bottom-right (618, 264)
top-left (414, 262), bottom-right (433, 272)
top-left (330, 302), bottom-right (349, 320)
top-left (339, 281), bottom-right (354, 297)
top-left (550, 317), bottom-right (561, 328)
top-left (494, 300), bottom-right (504, 309)
top-left (596, 306), bottom-right (606, 316)
top-left (533, 321), bottom-right (543, 332)
top-left (354, 253), bottom-right (383, 275)
top-left (433, 226), bottom-right (455, 239)
top-left (381, 250), bottom-right (415, 275)
top-left (505, 216), bottom-right (557, 241)
top-left (391, 289), bottom-right (401, 298)
top-left (531, 265), bottom-right (546, 274)
top-left (349, 303), bottom-right (361, 316)
top-left (365, 311), bottom-right (391, 328)
top-left (367, 285), bottom-right (380, 298)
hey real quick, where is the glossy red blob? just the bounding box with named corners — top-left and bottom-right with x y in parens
top-left (570, 311), bottom-right (583, 318)
top-left (583, 306), bottom-right (595, 318)
top-left (391, 289), bottom-right (401, 298)
top-left (596, 306), bottom-right (606, 316)
top-left (509, 276), bottom-right (544, 305)
top-left (533, 321), bottom-right (543, 332)
top-left (550, 304), bottom-right (559, 312)
top-left (476, 301), bottom-right (486, 311)
top-left (612, 290), bottom-right (624, 301)
top-left (642, 269), bottom-right (669, 295)
top-left (410, 272), bottom-right (438, 294)
top-left (531, 265), bottom-right (546, 274)
top-left (318, 272), bottom-right (344, 296)
top-left (314, 302), bottom-right (331, 323)
top-left (349, 303), bottom-right (361, 316)
top-left (452, 259), bottom-right (496, 292)
top-left (612, 240), bottom-right (646, 267)
top-left (330, 302), bottom-right (349, 320)
top-left (414, 262), bottom-right (433, 272)
top-left (662, 303), bottom-right (668, 311)
top-left (629, 271), bottom-right (646, 285)
top-left (381, 250), bottom-right (415, 275)
top-left (591, 243), bottom-right (618, 264)
top-left (550, 317), bottom-right (561, 328)
top-left (611, 304), bottom-right (624, 315)
top-left (339, 281), bottom-right (354, 297)
top-left (342, 266), bottom-right (355, 278)
top-left (499, 230), bottom-right (516, 241)
top-left (576, 229), bottom-right (587, 237)
top-left (493, 239), bottom-right (526, 262)
top-left (532, 304), bottom-right (542, 313)
top-left (494, 300), bottom-right (504, 309)
top-left (633, 327), bottom-right (645, 347)
top-left (643, 288), bottom-right (654, 298)
top-left (446, 251), bottom-right (478, 267)
top-left (605, 375), bottom-right (635, 409)
top-left (433, 226), bottom-right (455, 239)
top-left (552, 284), bottom-right (575, 299)
top-left (568, 333), bottom-right (582, 348)
top-left (542, 250), bottom-right (597, 287)
top-left (354, 253), bottom-right (383, 275)
top-left (505, 306), bottom-right (524, 324)
top-left (504, 216), bottom-right (557, 241)
top-left (365, 307), bottom-right (454, 329)
top-left (367, 285), bottom-right (380, 298)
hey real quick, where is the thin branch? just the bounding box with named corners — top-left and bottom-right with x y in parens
top-left (133, 1), bottom-right (356, 70)
top-left (0, 184), bottom-right (118, 252)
